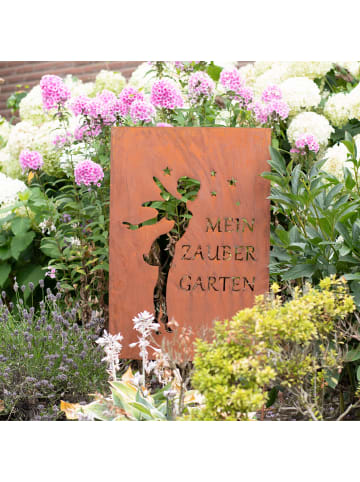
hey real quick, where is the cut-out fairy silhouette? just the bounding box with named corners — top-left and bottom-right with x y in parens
top-left (123, 175), bottom-right (201, 332)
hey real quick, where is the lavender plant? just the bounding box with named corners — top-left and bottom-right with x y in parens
top-left (0, 280), bottom-right (107, 420)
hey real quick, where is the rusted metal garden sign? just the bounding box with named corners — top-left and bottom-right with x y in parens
top-left (110, 127), bottom-right (271, 358)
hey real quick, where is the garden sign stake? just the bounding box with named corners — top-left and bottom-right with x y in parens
top-left (110, 127), bottom-right (271, 359)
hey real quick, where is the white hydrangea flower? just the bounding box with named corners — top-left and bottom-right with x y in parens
top-left (253, 61), bottom-right (274, 76)
top-left (322, 143), bottom-right (349, 179)
top-left (253, 62), bottom-right (333, 98)
top-left (253, 63), bottom-right (289, 97)
top-left (324, 92), bottom-right (351, 127)
top-left (284, 61), bottom-right (333, 79)
top-left (92, 69), bottom-right (126, 96)
top-left (280, 77), bottom-right (321, 115)
top-left (0, 147), bottom-right (10, 165)
top-left (63, 74), bottom-right (94, 98)
top-left (5, 119), bottom-right (72, 177)
top-left (322, 135), bottom-right (360, 180)
top-left (0, 117), bottom-right (12, 144)
top-left (0, 146), bottom-right (20, 179)
top-left (238, 63), bottom-right (257, 87)
top-left (19, 85), bottom-right (52, 126)
top-left (287, 111), bottom-right (334, 148)
top-left (347, 83), bottom-right (360, 121)
top-left (128, 62), bottom-right (159, 94)
top-left (337, 61), bottom-right (360, 77)
top-left (0, 172), bottom-right (27, 209)
top-left (6, 121), bottom-right (39, 159)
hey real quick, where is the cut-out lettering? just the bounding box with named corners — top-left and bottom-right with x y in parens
top-left (181, 245), bottom-right (192, 261)
top-left (206, 217), bottom-right (222, 232)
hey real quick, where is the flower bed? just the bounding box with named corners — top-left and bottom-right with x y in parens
top-left (1, 61), bottom-right (360, 420)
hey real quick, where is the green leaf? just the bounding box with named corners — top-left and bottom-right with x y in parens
top-left (0, 246), bottom-right (12, 261)
top-left (269, 147), bottom-right (286, 175)
top-left (291, 164), bottom-right (302, 195)
top-left (282, 263), bottom-right (316, 280)
top-left (16, 264), bottom-right (45, 298)
top-left (357, 366), bottom-right (360, 382)
top-left (271, 137), bottom-right (279, 149)
top-left (324, 183), bottom-right (344, 208)
top-left (344, 167), bottom-right (356, 190)
top-left (0, 262), bottom-right (11, 287)
top-left (10, 231), bottom-right (35, 260)
top-left (40, 238), bottom-right (62, 258)
top-left (325, 369), bottom-right (340, 389)
top-left (128, 402), bottom-right (153, 420)
top-left (261, 172), bottom-right (285, 186)
top-left (83, 402), bottom-right (115, 421)
top-left (345, 345), bottom-right (360, 362)
top-left (335, 222), bottom-right (352, 246)
top-left (110, 381), bottom-right (137, 400)
top-left (206, 63), bottom-right (222, 82)
top-left (344, 273), bottom-right (360, 281)
top-left (11, 217), bottom-right (31, 236)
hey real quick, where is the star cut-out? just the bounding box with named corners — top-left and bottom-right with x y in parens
top-left (227, 177), bottom-right (238, 186)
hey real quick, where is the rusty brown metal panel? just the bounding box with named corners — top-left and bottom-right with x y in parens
top-left (109, 127), bottom-right (271, 359)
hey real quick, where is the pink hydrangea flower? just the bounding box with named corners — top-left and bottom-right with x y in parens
top-left (74, 160), bottom-right (104, 187)
top-left (150, 79), bottom-right (184, 109)
top-left (236, 85), bottom-right (253, 106)
top-left (220, 69), bottom-right (243, 92)
top-left (250, 101), bottom-right (269, 124)
top-left (74, 123), bottom-right (102, 141)
top-left (250, 98), bottom-right (289, 124)
top-left (72, 90), bottom-right (126, 126)
top-left (220, 69), bottom-right (253, 106)
top-left (290, 134), bottom-right (319, 155)
top-left (53, 132), bottom-right (73, 147)
top-left (130, 100), bottom-right (155, 124)
top-left (88, 90), bottom-right (118, 125)
top-left (156, 122), bottom-right (173, 127)
top-left (174, 61), bottom-right (186, 71)
top-left (261, 85), bottom-right (283, 103)
top-left (188, 71), bottom-right (215, 102)
top-left (69, 95), bottom-right (92, 116)
top-left (118, 86), bottom-right (145, 115)
top-left (40, 75), bottom-right (71, 111)
top-left (268, 99), bottom-right (289, 120)
top-left (19, 149), bottom-right (44, 172)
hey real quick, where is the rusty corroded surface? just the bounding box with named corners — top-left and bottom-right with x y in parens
top-left (109, 127), bottom-right (271, 359)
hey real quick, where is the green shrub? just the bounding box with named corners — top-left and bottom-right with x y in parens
top-left (263, 135), bottom-right (360, 308)
top-left (190, 277), bottom-right (355, 421)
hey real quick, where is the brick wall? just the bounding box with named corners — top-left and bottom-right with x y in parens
top-left (0, 61), bottom-right (142, 119)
